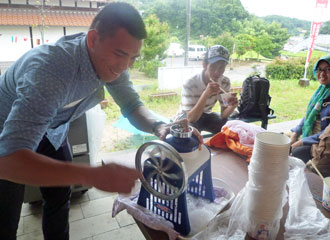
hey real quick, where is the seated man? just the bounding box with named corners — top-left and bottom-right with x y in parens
top-left (176, 45), bottom-right (238, 134)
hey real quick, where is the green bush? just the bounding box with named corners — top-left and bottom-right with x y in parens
top-left (143, 59), bottom-right (165, 78)
top-left (265, 57), bottom-right (319, 80)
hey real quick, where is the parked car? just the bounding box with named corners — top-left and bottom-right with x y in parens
top-left (188, 44), bottom-right (206, 61)
top-left (165, 43), bottom-right (185, 57)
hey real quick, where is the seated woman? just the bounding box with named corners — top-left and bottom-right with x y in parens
top-left (289, 55), bottom-right (330, 163)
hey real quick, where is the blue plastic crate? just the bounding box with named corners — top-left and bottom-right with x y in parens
top-left (137, 155), bottom-right (215, 235)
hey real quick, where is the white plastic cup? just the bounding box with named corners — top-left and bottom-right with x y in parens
top-left (219, 92), bottom-right (235, 107)
top-left (322, 177), bottom-right (330, 211)
top-left (246, 132), bottom-right (290, 239)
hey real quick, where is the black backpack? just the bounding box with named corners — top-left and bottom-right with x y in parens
top-left (237, 75), bottom-right (274, 120)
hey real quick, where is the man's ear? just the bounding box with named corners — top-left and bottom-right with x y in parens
top-left (87, 30), bottom-right (98, 51)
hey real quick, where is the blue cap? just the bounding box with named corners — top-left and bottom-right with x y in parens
top-left (206, 45), bottom-right (230, 64)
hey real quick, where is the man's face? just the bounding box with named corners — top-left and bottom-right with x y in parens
top-left (87, 28), bottom-right (142, 83)
top-left (204, 60), bottom-right (227, 81)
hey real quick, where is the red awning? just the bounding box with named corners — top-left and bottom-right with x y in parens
top-left (0, 8), bottom-right (97, 27)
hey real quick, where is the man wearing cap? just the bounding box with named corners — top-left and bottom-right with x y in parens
top-left (176, 45), bottom-right (238, 134)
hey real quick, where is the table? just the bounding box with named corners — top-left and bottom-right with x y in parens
top-left (129, 147), bottom-right (330, 240)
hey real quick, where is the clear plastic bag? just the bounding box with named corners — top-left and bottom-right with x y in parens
top-left (284, 157), bottom-right (330, 239)
top-left (85, 104), bottom-right (106, 165)
top-left (225, 120), bottom-right (265, 148)
top-left (193, 157), bottom-right (330, 240)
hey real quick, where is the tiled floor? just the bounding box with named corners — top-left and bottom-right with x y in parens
top-left (17, 187), bottom-right (145, 240)
top-left (16, 119), bottom-right (300, 240)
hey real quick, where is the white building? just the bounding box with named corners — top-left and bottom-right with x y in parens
top-left (0, 0), bottom-right (111, 64)
top-left (283, 35), bottom-right (330, 54)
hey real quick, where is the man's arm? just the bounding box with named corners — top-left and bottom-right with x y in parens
top-left (0, 149), bottom-right (139, 194)
top-left (219, 76), bottom-right (237, 118)
top-left (127, 106), bottom-right (203, 144)
top-left (186, 92), bottom-right (209, 122)
top-left (220, 93), bottom-right (238, 118)
top-left (186, 82), bottom-right (221, 122)
top-left (126, 105), bottom-right (159, 133)
top-left (220, 104), bottom-right (237, 119)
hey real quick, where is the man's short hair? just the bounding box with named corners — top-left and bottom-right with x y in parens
top-left (204, 45), bottom-right (230, 65)
top-left (90, 2), bottom-right (147, 40)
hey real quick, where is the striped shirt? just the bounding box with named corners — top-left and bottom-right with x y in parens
top-left (179, 71), bottom-right (231, 114)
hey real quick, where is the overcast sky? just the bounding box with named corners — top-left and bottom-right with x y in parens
top-left (240, 0), bottom-right (330, 22)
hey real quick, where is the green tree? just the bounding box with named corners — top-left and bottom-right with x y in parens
top-left (146, 0), bottom-right (249, 41)
top-left (203, 32), bottom-right (235, 54)
top-left (241, 17), bottom-right (289, 58)
top-left (263, 15), bottom-right (310, 36)
top-left (133, 0), bottom-right (290, 59)
top-left (235, 34), bottom-right (255, 59)
top-left (254, 33), bottom-right (274, 59)
top-left (190, 0), bottom-right (248, 38)
top-left (265, 22), bottom-right (290, 57)
top-left (145, 0), bottom-right (186, 42)
top-left (320, 20), bottom-right (330, 34)
top-left (134, 14), bottom-right (170, 78)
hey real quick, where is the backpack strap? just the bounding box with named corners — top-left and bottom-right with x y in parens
top-left (258, 77), bottom-right (270, 121)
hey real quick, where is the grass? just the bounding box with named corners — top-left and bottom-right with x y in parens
top-left (231, 50), bottom-right (272, 61)
top-left (269, 79), bottom-right (318, 122)
top-left (280, 50), bottom-right (326, 59)
top-left (103, 68), bottom-right (181, 121)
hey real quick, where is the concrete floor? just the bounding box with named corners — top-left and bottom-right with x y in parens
top-left (17, 187), bottom-right (145, 240)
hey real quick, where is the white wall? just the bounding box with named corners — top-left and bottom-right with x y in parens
top-left (0, 25), bottom-right (89, 62)
top-left (0, 26), bottom-right (31, 61)
top-left (61, 0), bottom-right (75, 7)
top-left (28, 0), bottom-right (38, 5)
top-left (77, 1), bottom-right (90, 8)
top-left (66, 26), bottom-right (89, 35)
top-left (91, 1), bottom-right (97, 8)
top-left (11, 0), bottom-right (26, 4)
top-left (47, 0), bottom-right (60, 7)
top-left (158, 66), bottom-right (202, 90)
top-left (36, 26), bottom-right (63, 44)
top-left (0, 0), bottom-right (8, 3)
top-left (12, 0), bottom-right (59, 5)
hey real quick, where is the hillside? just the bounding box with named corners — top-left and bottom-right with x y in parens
top-left (262, 15), bottom-right (310, 36)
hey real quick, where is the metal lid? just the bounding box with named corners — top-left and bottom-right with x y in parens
top-left (170, 124), bottom-right (193, 138)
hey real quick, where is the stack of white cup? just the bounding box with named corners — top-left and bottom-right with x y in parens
top-left (246, 132), bottom-right (290, 240)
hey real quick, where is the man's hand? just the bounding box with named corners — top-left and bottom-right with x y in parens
top-left (228, 92), bottom-right (238, 107)
top-left (289, 132), bottom-right (299, 145)
top-left (154, 118), bottom-right (203, 149)
top-left (291, 139), bottom-right (303, 152)
top-left (204, 82), bottom-right (222, 97)
top-left (88, 163), bottom-right (139, 194)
